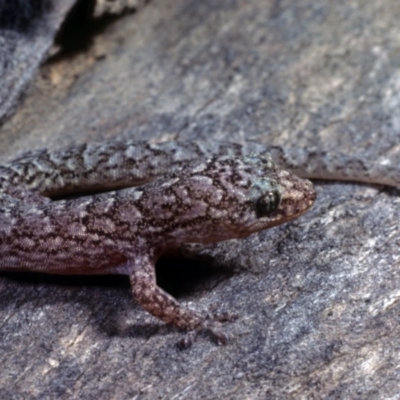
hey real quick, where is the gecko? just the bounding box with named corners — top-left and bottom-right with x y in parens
top-left (0, 140), bottom-right (398, 346)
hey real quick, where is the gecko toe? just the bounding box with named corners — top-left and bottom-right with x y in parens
top-left (207, 309), bottom-right (239, 323)
top-left (176, 315), bottom-right (235, 349)
top-left (176, 330), bottom-right (198, 350)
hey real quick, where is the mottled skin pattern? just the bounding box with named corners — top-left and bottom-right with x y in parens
top-left (0, 139), bottom-right (397, 345)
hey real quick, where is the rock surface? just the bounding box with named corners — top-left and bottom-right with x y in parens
top-left (0, 0), bottom-right (76, 123)
top-left (0, 0), bottom-right (399, 398)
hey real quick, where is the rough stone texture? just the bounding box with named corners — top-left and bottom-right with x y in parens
top-left (0, 0), bottom-right (400, 398)
top-left (0, 0), bottom-right (76, 123)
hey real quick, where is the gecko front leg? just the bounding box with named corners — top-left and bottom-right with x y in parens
top-left (128, 255), bottom-right (232, 347)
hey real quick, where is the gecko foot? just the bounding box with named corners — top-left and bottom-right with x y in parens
top-left (177, 309), bottom-right (238, 350)
top-left (177, 323), bottom-right (231, 350)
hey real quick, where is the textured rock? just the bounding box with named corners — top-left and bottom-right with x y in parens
top-left (0, 0), bottom-right (76, 123)
top-left (0, 0), bottom-right (399, 398)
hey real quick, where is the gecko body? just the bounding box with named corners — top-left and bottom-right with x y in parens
top-left (1, 139), bottom-right (397, 345)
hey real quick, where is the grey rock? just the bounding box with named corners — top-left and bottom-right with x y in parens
top-left (0, 0), bottom-right (399, 398)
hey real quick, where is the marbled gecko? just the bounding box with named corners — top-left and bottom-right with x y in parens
top-left (0, 140), bottom-right (397, 346)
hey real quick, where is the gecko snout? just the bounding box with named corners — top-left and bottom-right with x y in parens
top-left (278, 172), bottom-right (316, 219)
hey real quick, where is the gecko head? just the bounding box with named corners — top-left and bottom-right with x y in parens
top-left (218, 154), bottom-right (316, 239)
top-left (160, 154), bottom-right (316, 243)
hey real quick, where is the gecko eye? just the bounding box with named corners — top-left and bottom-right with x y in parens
top-left (255, 189), bottom-right (282, 217)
